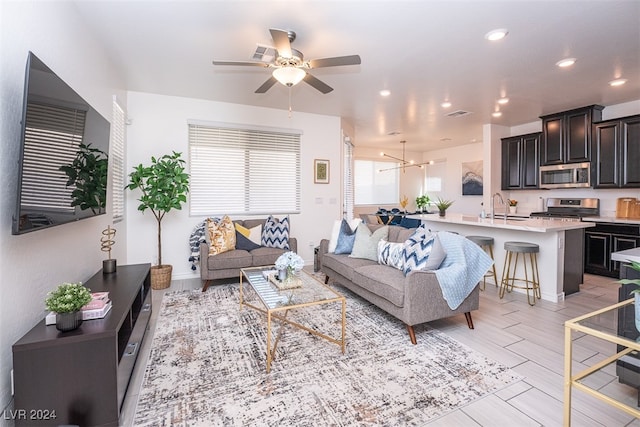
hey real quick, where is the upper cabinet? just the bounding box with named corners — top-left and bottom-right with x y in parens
top-left (592, 115), bottom-right (640, 188)
top-left (501, 132), bottom-right (541, 190)
top-left (540, 105), bottom-right (603, 166)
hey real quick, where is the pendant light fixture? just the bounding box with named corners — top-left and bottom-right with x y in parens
top-left (379, 140), bottom-right (429, 173)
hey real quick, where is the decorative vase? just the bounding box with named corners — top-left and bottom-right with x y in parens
top-left (56, 311), bottom-right (82, 332)
top-left (439, 209), bottom-right (446, 217)
top-left (278, 269), bottom-right (287, 281)
top-left (509, 206), bottom-right (517, 214)
top-left (103, 258), bottom-right (117, 274)
top-left (635, 293), bottom-right (640, 334)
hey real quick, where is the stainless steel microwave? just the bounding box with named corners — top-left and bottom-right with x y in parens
top-left (539, 162), bottom-right (591, 189)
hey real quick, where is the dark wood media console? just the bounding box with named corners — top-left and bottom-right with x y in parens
top-left (12, 263), bottom-right (152, 426)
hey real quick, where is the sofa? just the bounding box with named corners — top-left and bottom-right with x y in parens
top-left (199, 217), bottom-right (297, 292)
top-left (318, 223), bottom-right (481, 344)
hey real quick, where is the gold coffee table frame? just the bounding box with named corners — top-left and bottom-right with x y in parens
top-left (564, 298), bottom-right (640, 425)
top-left (240, 266), bottom-right (346, 373)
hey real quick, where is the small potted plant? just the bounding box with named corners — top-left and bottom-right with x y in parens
top-left (619, 260), bottom-right (640, 332)
top-left (45, 282), bottom-right (92, 332)
top-left (415, 195), bottom-right (431, 213)
top-left (508, 199), bottom-right (518, 214)
top-left (435, 197), bottom-right (454, 217)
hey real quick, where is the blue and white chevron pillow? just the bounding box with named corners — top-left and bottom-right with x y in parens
top-left (377, 240), bottom-right (404, 270)
top-left (261, 215), bottom-right (290, 249)
top-left (402, 226), bottom-right (442, 275)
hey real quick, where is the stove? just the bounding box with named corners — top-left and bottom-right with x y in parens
top-left (530, 198), bottom-right (600, 220)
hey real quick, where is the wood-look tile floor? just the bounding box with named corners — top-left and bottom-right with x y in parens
top-left (120, 273), bottom-right (640, 426)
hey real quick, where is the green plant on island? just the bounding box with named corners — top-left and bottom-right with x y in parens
top-left (59, 143), bottom-right (108, 214)
top-left (415, 195), bottom-right (431, 210)
top-left (619, 260), bottom-right (640, 294)
top-left (45, 282), bottom-right (92, 313)
top-left (126, 151), bottom-right (190, 267)
top-left (508, 199), bottom-right (518, 207)
top-left (435, 197), bottom-right (454, 211)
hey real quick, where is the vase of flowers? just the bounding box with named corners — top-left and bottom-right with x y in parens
top-left (45, 282), bottom-right (92, 332)
top-left (508, 199), bottom-right (518, 214)
top-left (275, 251), bottom-right (305, 282)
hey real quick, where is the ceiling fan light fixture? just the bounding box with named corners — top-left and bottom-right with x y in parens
top-left (272, 67), bottom-right (306, 87)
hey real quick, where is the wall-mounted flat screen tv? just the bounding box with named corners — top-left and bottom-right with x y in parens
top-left (12, 52), bottom-right (111, 234)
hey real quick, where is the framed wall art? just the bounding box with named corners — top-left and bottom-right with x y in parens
top-left (314, 159), bottom-right (330, 184)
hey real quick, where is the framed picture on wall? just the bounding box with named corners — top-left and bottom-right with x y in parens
top-left (314, 159), bottom-right (330, 184)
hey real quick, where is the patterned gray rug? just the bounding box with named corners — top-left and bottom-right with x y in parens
top-left (133, 283), bottom-right (521, 426)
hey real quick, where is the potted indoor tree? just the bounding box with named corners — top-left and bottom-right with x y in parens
top-left (415, 194), bottom-right (431, 213)
top-left (126, 151), bottom-right (189, 289)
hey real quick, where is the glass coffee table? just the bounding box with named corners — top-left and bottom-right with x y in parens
top-left (239, 266), bottom-right (346, 373)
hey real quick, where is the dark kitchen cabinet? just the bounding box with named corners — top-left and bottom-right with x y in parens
top-left (540, 105), bottom-right (603, 166)
top-left (585, 223), bottom-right (640, 277)
top-left (592, 115), bottom-right (640, 188)
top-left (501, 132), bottom-right (540, 190)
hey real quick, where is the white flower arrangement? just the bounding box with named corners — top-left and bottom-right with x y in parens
top-left (275, 251), bottom-right (304, 272)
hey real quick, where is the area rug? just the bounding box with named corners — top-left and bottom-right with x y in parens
top-left (133, 283), bottom-right (521, 426)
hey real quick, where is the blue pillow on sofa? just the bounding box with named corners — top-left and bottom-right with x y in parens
top-left (235, 231), bottom-right (262, 251)
top-left (334, 219), bottom-right (358, 254)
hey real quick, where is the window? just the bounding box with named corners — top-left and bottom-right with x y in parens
top-left (354, 160), bottom-right (399, 205)
top-left (188, 122), bottom-right (301, 216)
top-left (343, 136), bottom-right (354, 219)
top-left (21, 102), bottom-right (86, 212)
top-left (425, 161), bottom-right (446, 195)
top-left (110, 98), bottom-right (125, 222)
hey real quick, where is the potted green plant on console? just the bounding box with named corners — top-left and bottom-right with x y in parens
top-left (45, 282), bottom-right (92, 332)
top-left (127, 151), bottom-right (190, 289)
top-left (415, 194), bottom-right (431, 213)
top-left (435, 197), bottom-right (454, 217)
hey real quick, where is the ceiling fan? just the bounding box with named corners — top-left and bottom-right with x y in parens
top-left (212, 28), bottom-right (361, 94)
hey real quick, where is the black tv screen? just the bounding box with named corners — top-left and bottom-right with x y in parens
top-left (12, 52), bottom-right (111, 234)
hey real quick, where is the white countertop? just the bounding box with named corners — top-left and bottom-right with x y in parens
top-left (587, 216), bottom-right (640, 225)
top-left (611, 248), bottom-right (640, 263)
top-left (407, 213), bottom-right (596, 233)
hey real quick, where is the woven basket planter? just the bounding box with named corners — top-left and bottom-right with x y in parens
top-left (151, 264), bottom-right (172, 290)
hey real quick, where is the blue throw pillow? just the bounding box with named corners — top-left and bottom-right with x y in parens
top-left (262, 216), bottom-right (290, 249)
top-left (402, 226), bottom-right (446, 275)
top-left (334, 219), bottom-right (358, 254)
top-left (235, 231), bottom-right (261, 251)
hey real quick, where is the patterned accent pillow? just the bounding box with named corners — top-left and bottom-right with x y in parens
top-left (402, 226), bottom-right (446, 275)
top-left (334, 219), bottom-right (358, 255)
top-left (207, 215), bottom-right (236, 256)
top-left (261, 216), bottom-right (290, 249)
top-left (349, 224), bottom-right (389, 261)
top-left (377, 239), bottom-right (404, 270)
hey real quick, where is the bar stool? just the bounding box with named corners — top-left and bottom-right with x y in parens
top-left (466, 235), bottom-right (498, 290)
top-left (499, 241), bottom-right (541, 306)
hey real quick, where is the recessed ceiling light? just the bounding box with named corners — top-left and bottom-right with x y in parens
top-left (492, 111), bottom-right (502, 118)
top-left (609, 78), bottom-right (627, 87)
top-left (498, 97), bottom-right (509, 105)
top-left (485, 29), bottom-right (508, 41)
top-left (379, 89), bottom-right (391, 97)
top-left (441, 101), bottom-right (452, 108)
top-left (556, 58), bottom-right (576, 68)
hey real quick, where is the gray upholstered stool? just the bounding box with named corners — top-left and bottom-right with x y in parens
top-left (499, 241), bottom-right (541, 306)
top-left (466, 235), bottom-right (498, 290)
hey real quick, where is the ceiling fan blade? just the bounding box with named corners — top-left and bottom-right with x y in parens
top-left (309, 55), bottom-right (361, 69)
top-left (269, 28), bottom-right (292, 58)
top-left (212, 60), bottom-right (269, 67)
top-left (255, 76), bottom-right (278, 93)
top-left (303, 73), bottom-right (333, 94)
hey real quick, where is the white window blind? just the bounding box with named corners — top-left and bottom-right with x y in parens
top-left (343, 137), bottom-right (354, 219)
top-left (21, 102), bottom-right (86, 212)
top-left (189, 123), bottom-right (301, 216)
top-left (110, 98), bottom-right (125, 222)
top-left (354, 159), bottom-right (399, 205)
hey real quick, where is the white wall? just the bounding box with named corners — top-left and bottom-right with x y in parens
top-left (125, 92), bottom-right (343, 278)
top-left (0, 1), bottom-right (127, 418)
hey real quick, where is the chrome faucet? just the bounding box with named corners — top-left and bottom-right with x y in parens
top-left (491, 192), bottom-right (505, 222)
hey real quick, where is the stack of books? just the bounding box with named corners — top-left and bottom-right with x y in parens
top-left (45, 292), bottom-right (112, 326)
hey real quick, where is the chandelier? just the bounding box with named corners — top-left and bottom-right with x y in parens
top-left (379, 140), bottom-right (430, 173)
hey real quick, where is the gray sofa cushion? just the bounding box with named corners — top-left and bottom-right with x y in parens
top-left (250, 246), bottom-right (290, 266)
top-left (322, 253), bottom-right (376, 282)
top-left (352, 264), bottom-right (405, 307)
top-left (207, 249), bottom-right (253, 270)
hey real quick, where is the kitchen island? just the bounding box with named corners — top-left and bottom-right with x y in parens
top-left (407, 213), bottom-right (596, 302)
